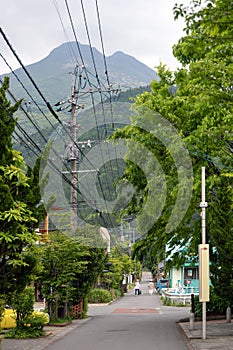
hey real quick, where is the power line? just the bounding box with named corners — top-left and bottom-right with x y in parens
top-left (0, 27), bottom-right (105, 174)
top-left (95, 0), bottom-right (110, 86)
top-left (94, 0), bottom-right (121, 177)
top-left (0, 20), bottom-right (123, 229)
top-left (0, 51), bottom-right (57, 131)
top-left (14, 127), bottom-right (41, 159)
top-left (52, 0), bottom-right (78, 66)
top-left (58, 2), bottom-right (122, 227)
top-left (56, 65), bottom-right (118, 228)
top-left (79, 0), bottom-right (121, 180)
top-left (0, 77), bottom-right (106, 225)
top-left (64, 0), bottom-right (83, 67)
top-left (80, 0), bottom-right (101, 85)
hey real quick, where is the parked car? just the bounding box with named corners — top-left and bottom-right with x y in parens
top-left (156, 278), bottom-right (169, 294)
top-left (0, 305), bottom-right (49, 329)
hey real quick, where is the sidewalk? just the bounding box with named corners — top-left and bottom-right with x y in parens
top-left (179, 318), bottom-right (233, 350)
top-left (1, 318), bottom-right (91, 350)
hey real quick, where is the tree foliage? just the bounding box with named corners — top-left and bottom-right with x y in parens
top-left (113, 0), bottom-right (233, 304)
top-left (0, 77), bottom-right (45, 297)
top-left (100, 247), bottom-right (135, 290)
top-left (37, 229), bottom-right (107, 318)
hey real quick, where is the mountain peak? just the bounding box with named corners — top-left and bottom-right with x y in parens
top-left (1, 41), bottom-right (157, 101)
top-left (110, 50), bottom-right (125, 56)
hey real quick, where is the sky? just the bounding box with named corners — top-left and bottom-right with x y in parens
top-left (0, 0), bottom-right (189, 75)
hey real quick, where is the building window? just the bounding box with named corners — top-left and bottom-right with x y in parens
top-left (184, 267), bottom-right (198, 281)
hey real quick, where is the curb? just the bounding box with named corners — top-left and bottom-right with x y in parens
top-left (47, 321), bottom-right (72, 327)
top-left (177, 322), bottom-right (195, 350)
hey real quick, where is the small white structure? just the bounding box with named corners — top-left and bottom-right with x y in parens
top-left (100, 226), bottom-right (110, 253)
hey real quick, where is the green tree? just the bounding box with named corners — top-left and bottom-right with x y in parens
top-left (101, 246), bottom-right (135, 291)
top-left (0, 77), bottom-right (45, 298)
top-left (70, 226), bottom-right (107, 314)
top-left (172, 0), bottom-right (233, 304)
top-left (38, 229), bottom-right (106, 319)
top-left (112, 0), bottom-right (233, 305)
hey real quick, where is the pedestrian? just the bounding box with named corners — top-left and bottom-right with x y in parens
top-left (148, 280), bottom-right (155, 295)
top-left (134, 279), bottom-right (141, 295)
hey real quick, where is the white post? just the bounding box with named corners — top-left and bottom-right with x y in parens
top-left (226, 306), bottom-right (231, 323)
top-left (190, 312), bottom-right (195, 330)
top-left (202, 167), bottom-right (206, 340)
top-left (199, 166), bottom-right (209, 340)
top-left (201, 167), bottom-right (206, 245)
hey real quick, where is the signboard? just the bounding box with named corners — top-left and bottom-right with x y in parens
top-left (199, 244), bottom-right (210, 302)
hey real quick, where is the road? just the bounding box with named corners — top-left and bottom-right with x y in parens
top-left (46, 272), bottom-right (190, 350)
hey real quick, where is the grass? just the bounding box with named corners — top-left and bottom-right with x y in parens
top-left (49, 316), bottom-right (73, 325)
top-left (160, 296), bottom-right (189, 307)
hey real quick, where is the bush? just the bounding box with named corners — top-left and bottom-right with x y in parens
top-left (25, 312), bottom-right (49, 330)
top-left (11, 287), bottom-right (34, 328)
top-left (193, 288), bottom-right (227, 318)
top-left (114, 289), bottom-right (124, 298)
top-left (160, 297), bottom-right (187, 307)
top-left (88, 289), bottom-right (112, 303)
top-left (5, 326), bottom-right (45, 339)
top-left (4, 312), bottom-right (49, 339)
top-left (0, 297), bottom-right (5, 329)
top-left (109, 288), bottom-right (124, 300)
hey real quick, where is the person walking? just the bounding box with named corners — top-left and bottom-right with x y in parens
top-left (148, 279), bottom-right (155, 295)
top-left (134, 279), bottom-right (141, 295)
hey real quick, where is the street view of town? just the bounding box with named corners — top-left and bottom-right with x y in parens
top-left (0, 0), bottom-right (232, 349)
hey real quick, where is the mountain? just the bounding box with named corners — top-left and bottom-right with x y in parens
top-left (0, 42), bottom-right (157, 168)
top-left (1, 42), bottom-right (158, 103)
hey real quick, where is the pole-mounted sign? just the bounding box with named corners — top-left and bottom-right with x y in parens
top-left (199, 244), bottom-right (209, 302)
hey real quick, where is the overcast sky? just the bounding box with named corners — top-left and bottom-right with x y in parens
top-left (0, 0), bottom-right (188, 75)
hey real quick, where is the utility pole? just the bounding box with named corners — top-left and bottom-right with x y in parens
top-left (63, 66), bottom-right (97, 231)
top-left (61, 65), bottom-right (84, 231)
top-left (57, 65), bottom-right (121, 231)
top-left (70, 69), bottom-right (78, 231)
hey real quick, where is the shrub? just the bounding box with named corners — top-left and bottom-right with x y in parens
top-left (162, 298), bottom-right (173, 306)
top-left (114, 288), bottom-right (124, 298)
top-left (109, 288), bottom-right (123, 300)
top-left (11, 287), bottom-right (34, 328)
top-left (193, 287), bottom-right (227, 318)
top-left (88, 289), bottom-right (112, 303)
top-left (4, 326), bottom-right (45, 339)
top-left (160, 297), bottom-right (187, 307)
top-left (4, 311), bottom-right (49, 339)
top-left (25, 312), bottom-right (49, 330)
top-left (0, 297), bottom-right (5, 329)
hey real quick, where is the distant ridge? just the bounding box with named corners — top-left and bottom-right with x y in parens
top-left (1, 41), bottom-right (158, 102)
top-left (107, 50), bottom-right (156, 84)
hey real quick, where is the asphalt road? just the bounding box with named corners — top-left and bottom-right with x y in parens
top-left (45, 273), bottom-right (190, 350)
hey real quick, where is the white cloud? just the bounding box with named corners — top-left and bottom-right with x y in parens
top-left (0, 0), bottom-right (188, 74)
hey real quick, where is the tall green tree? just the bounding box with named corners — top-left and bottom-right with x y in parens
top-left (172, 0), bottom-right (233, 302)
top-left (0, 77), bottom-right (45, 297)
top-left (113, 0), bottom-right (233, 304)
